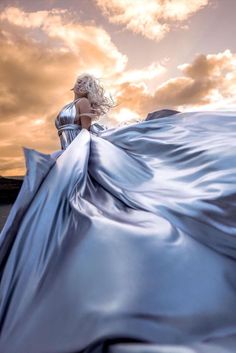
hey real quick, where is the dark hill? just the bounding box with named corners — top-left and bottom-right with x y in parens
top-left (0, 176), bottom-right (23, 204)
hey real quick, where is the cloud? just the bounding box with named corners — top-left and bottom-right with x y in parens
top-left (115, 62), bottom-right (167, 84)
top-left (0, 5), bottom-right (135, 128)
top-left (161, 49), bottom-right (236, 109)
top-left (114, 49), bottom-right (236, 115)
top-left (95, 0), bottom-right (209, 41)
top-left (0, 6), bottom-right (68, 28)
top-left (0, 6), bottom-right (128, 74)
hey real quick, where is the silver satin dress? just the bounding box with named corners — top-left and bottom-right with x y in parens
top-left (55, 98), bottom-right (106, 150)
top-left (1, 109), bottom-right (236, 352)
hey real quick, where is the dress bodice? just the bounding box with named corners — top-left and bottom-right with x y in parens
top-left (55, 98), bottom-right (83, 150)
top-left (55, 98), bottom-right (81, 129)
top-left (55, 98), bottom-right (107, 150)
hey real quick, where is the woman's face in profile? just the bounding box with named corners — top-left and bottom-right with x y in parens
top-left (71, 79), bottom-right (87, 97)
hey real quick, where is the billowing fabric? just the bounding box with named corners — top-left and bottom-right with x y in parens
top-left (0, 110), bottom-right (236, 353)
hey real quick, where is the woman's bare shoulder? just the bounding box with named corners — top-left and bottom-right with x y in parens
top-left (75, 97), bottom-right (92, 117)
top-left (75, 97), bottom-right (91, 108)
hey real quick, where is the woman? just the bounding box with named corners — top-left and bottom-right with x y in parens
top-left (0, 73), bottom-right (236, 353)
top-left (55, 73), bottom-right (113, 151)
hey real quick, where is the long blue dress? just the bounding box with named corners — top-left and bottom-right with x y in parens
top-left (0, 100), bottom-right (236, 352)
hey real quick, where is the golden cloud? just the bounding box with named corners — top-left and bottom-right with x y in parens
top-left (115, 49), bottom-right (236, 115)
top-left (95, 0), bottom-right (209, 41)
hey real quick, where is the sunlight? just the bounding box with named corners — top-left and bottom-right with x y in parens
top-left (112, 107), bottom-right (140, 124)
top-left (33, 119), bottom-right (45, 125)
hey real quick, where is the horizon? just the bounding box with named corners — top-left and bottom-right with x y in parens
top-left (0, 175), bottom-right (24, 179)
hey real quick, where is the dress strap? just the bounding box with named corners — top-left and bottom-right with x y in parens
top-left (73, 98), bottom-right (82, 104)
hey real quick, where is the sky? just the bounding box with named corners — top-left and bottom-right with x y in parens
top-left (0, 0), bottom-right (236, 176)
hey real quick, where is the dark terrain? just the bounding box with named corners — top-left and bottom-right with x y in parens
top-left (0, 176), bottom-right (24, 231)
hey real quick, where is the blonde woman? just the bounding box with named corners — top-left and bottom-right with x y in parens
top-left (55, 73), bottom-right (115, 150)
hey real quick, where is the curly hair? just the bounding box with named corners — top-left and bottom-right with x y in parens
top-left (71, 73), bottom-right (116, 120)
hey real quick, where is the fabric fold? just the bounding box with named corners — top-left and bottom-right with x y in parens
top-left (0, 147), bottom-right (56, 279)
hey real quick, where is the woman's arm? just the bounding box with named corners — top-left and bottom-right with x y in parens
top-left (75, 97), bottom-right (92, 130)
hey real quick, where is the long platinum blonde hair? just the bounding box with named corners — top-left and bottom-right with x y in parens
top-left (71, 73), bottom-right (116, 120)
